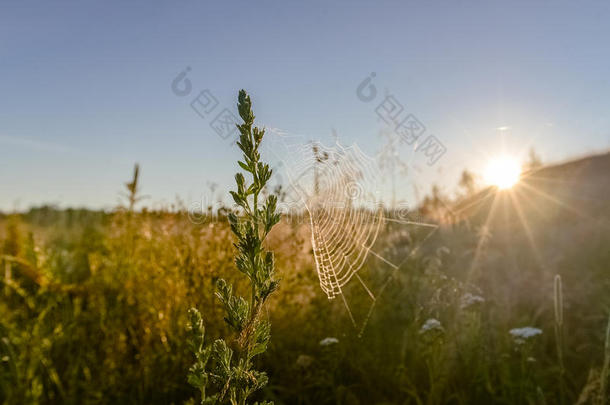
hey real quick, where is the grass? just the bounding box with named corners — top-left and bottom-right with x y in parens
top-left (1, 142), bottom-right (610, 403)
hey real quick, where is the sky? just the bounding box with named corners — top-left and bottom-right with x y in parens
top-left (1, 0), bottom-right (610, 211)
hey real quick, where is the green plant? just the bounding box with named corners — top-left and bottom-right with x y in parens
top-left (123, 163), bottom-right (142, 212)
top-left (554, 274), bottom-right (565, 403)
top-left (600, 313), bottom-right (610, 404)
top-left (187, 90), bottom-right (280, 405)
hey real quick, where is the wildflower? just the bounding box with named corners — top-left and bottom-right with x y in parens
top-left (509, 327), bottom-right (542, 344)
top-left (295, 354), bottom-right (313, 368)
top-left (460, 292), bottom-right (485, 309)
top-left (319, 337), bottom-right (339, 346)
top-left (419, 318), bottom-right (444, 334)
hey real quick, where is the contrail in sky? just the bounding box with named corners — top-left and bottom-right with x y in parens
top-left (0, 135), bottom-right (78, 154)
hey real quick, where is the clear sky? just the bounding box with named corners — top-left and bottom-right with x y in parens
top-left (2, 1), bottom-right (610, 210)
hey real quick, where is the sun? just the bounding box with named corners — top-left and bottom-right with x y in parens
top-left (484, 156), bottom-right (521, 189)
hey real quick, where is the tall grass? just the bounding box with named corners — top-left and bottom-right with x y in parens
top-left (1, 149), bottom-right (610, 403)
top-left (554, 274), bottom-right (565, 403)
top-left (600, 313), bottom-right (610, 404)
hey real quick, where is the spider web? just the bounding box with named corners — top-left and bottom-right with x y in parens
top-left (305, 143), bottom-right (384, 299)
top-left (262, 131), bottom-right (438, 334)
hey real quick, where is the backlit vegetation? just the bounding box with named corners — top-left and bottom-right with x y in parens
top-left (1, 92), bottom-right (610, 403)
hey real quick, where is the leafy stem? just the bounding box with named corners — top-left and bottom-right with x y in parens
top-left (188, 90), bottom-right (279, 405)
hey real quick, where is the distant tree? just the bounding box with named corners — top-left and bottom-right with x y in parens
top-left (458, 169), bottom-right (477, 197)
top-left (524, 147), bottom-right (543, 171)
top-left (312, 143), bottom-right (329, 196)
top-left (421, 185), bottom-right (445, 218)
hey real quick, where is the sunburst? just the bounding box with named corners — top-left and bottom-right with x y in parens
top-left (484, 156), bottom-right (521, 189)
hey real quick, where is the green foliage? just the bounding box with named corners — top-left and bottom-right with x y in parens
top-left (188, 90), bottom-right (280, 405)
top-left (0, 121), bottom-right (610, 404)
top-left (1, 189), bottom-right (610, 404)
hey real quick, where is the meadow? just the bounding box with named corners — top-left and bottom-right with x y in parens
top-left (1, 148), bottom-right (610, 404)
top-left (3, 1), bottom-right (610, 403)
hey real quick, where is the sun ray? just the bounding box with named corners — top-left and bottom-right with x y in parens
top-left (451, 189), bottom-right (496, 219)
top-left (512, 184), bottom-right (554, 223)
top-left (508, 190), bottom-right (546, 270)
top-left (518, 181), bottom-right (595, 221)
top-left (465, 190), bottom-right (502, 284)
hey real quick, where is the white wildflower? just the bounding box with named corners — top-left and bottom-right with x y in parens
top-left (319, 337), bottom-right (339, 346)
top-left (295, 354), bottom-right (313, 368)
top-left (419, 318), bottom-right (444, 334)
top-left (460, 293), bottom-right (485, 309)
top-left (509, 327), bottom-right (542, 344)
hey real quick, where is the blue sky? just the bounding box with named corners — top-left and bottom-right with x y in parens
top-left (1, 1), bottom-right (609, 210)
